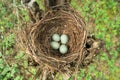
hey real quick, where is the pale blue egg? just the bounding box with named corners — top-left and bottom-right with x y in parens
top-left (61, 34), bottom-right (69, 44)
top-left (50, 41), bottom-right (60, 50)
top-left (59, 45), bottom-right (68, 54)
top-left (52, 33), bottom-right (60, 42)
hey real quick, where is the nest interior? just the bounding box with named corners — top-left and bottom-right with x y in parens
top-left (28, 9), bottom-right (87, 69)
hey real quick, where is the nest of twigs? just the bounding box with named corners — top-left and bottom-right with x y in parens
top-left (17, 6), bottom-right (88, 79)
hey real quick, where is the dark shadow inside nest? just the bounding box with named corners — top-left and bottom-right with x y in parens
top-left (81, 34), bottom-right (105, 66)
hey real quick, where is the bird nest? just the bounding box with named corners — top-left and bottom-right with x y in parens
top-left (17, 8), bottom-right (87, 79)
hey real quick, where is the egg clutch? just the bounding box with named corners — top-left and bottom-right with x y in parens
top-left (50, 33), bottom-right (69, 54)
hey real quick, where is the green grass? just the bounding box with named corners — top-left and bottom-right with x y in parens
top-left (0, 0), bottom-right (120, 80)
top-left (71, 0), bottom-right (120, 80)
